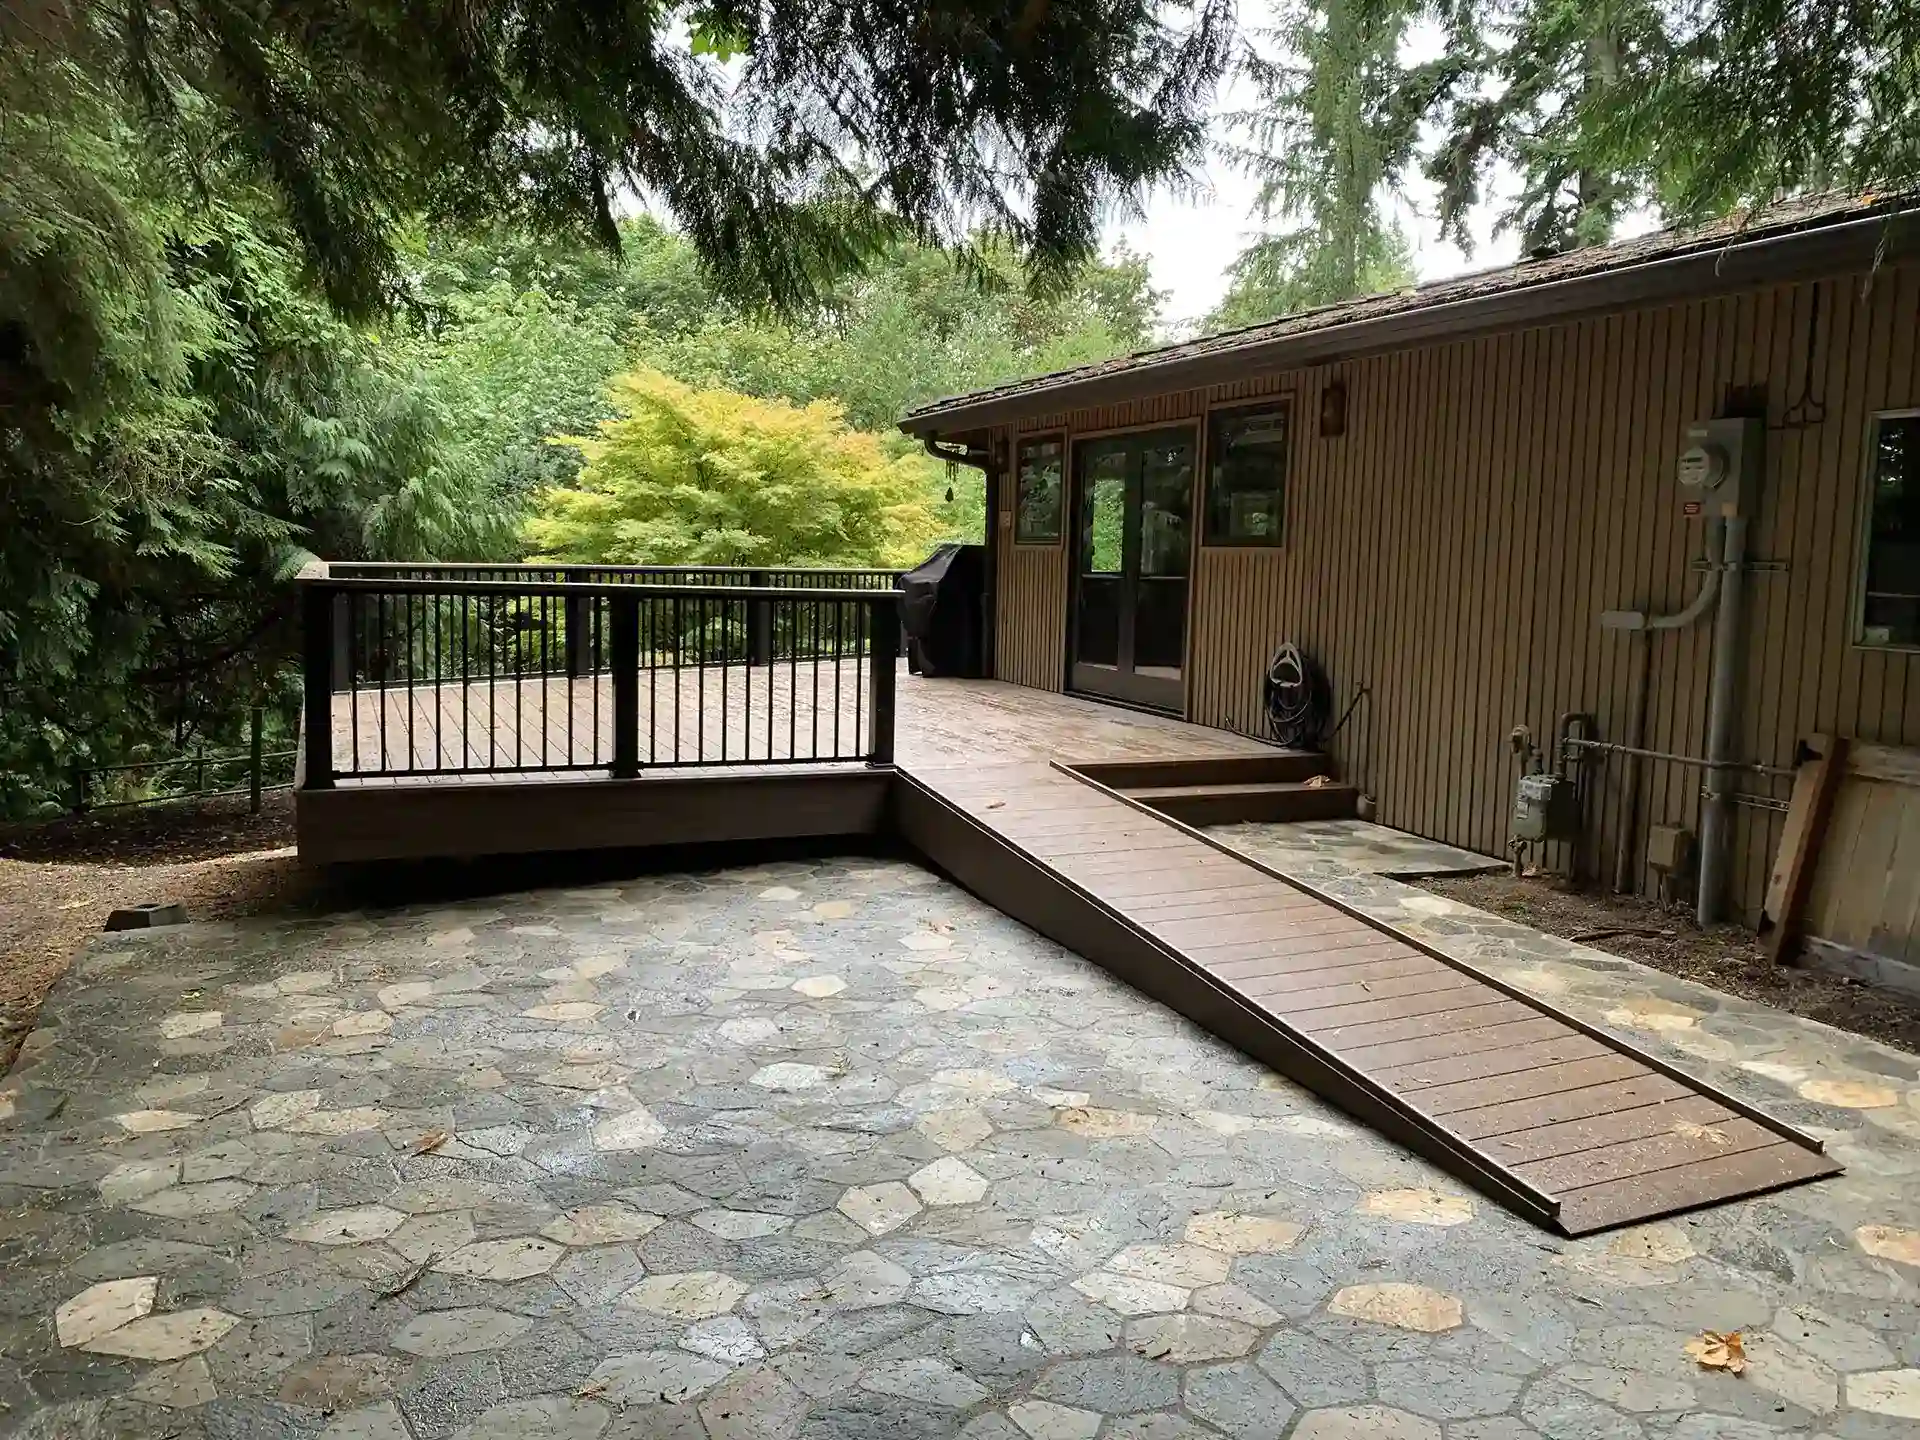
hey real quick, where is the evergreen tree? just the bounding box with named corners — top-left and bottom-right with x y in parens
top-left (12, 0), bottom-right (1232, 316)
top-left (1212, 0), bottom-right (1421, 331)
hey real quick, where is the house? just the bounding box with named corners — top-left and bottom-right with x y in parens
top-left (898, 193), bottom-right (1920, 930)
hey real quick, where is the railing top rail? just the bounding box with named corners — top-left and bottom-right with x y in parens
top-left (324, 561), bottom-right (901, 577)
top-left (299, 573), bottom-right (902, 604)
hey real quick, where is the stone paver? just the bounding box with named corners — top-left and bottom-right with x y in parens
top-left (2, 850), bottom-right (1916, 1438)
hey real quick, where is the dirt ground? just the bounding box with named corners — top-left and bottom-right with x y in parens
top-left (1423, 871), bottom-right (1920, 1054)
top-left (0, 793), bottom-right (317, 1071)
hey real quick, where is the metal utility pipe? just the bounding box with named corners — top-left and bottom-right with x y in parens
top-left (1599, 517), bottom-right (1724, 896)
top-left (1696, 515), bottom-right (1750, 927)
top-left (1613, 638), bottom-right (1652, 894)
top-left (1560, 737), bottom-right (1792, 777)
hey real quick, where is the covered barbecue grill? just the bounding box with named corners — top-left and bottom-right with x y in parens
top-left (898, 544), bottom-right (987, 677)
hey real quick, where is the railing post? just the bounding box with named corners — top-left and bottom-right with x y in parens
top-left (867, 597), bottom-right (898, 766)
top-left (610, 591), bottom-right (641, 778)
top-left (748, 570), bottom-right (772, 666)
top-left (248, 706), bottom-right (264, 813)
top-left (565, 592), bottom-right (592, 677)
top-left (330, 593), bottom-right (351, 692)
top-left (301, 578), bottom-right (336, 790)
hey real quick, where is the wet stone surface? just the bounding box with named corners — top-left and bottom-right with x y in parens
top-left (1, 852), bottom-right (1917, 1438)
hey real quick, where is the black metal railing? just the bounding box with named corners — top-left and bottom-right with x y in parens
top-left (67, 707), bottom-right (295, 815)
top-left (298, 563), bottom-right (899, 786)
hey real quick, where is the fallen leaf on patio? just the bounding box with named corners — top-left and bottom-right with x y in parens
top-left (575, 1379), bottom-right (609, 1400)
top-left (1673, 1120), bottom-right (1732, 1144)
top-left (984, 800), bottom-right (1005, 810)
top-left (1685, 1330), bottom-right (1746, 1374)
top-left (1303, 775), bottom-right (1333, 789)
top-left (411, 1129), bottom-right (451, 1154)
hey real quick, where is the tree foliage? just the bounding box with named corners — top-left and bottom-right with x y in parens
top-left (1, 2), bottom-right (1186, 817)
top-left (15, 0), bottom-right (1231, 316)
top-left (641, 239), bottom-right (1165, 431)
top-left (526, 369), bottom-right (944, 567)
top-left (1212, 0), bottom-right (1422, 329)
top-left (1247, 0), bottom-right (1920, 261)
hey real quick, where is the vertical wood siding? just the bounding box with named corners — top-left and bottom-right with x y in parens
top-left (990, 266), bottom-right (1920, 922)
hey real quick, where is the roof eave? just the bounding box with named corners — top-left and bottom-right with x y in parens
top-left (899, 208), bottom-right (1920, 437)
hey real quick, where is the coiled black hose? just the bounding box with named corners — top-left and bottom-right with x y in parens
top-left (1263, 642), bottom-right (1331, 748)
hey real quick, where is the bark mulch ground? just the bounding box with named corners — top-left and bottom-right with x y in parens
top-left (1422, 871), bottom-right (1920, 1055)
top-left (0, 793), bottom-right (319, 1072)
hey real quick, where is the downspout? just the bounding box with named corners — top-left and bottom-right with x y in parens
top-left (1600, 518), bottom-right (1725, 903)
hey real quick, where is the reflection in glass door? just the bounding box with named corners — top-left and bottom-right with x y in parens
top-left (1069, 427), bottom-right (1195, 711)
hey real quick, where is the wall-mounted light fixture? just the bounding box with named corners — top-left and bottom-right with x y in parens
top-left (1319, 379), bottom-right (1348, 438)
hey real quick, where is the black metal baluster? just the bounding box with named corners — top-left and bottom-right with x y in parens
top-left (810, 599), bottom-right (820, 760)
top-left (404, 591), bottom-right (417, 771)
top-left (832, 601), bottom-right (842, 759)
top-left (646, 594), bottom-right (657, 766)
top-left (487, 593), bottom-right (498, 771)
top-left (433, 591), bottom-right (444, 772)
top-left (535, 591), bottom-right (545, 767)
top-left (853, 599), bottom-right (865, 761)
top-left (348, 591), bottom-right (360, 776)
top-left (594, 592), bottom-right (604, 766)
top-left (673, 593), bottom-right (683, 763)
top-left (565, 589), bottom-right (575, 766)
top-left (720, 594), bottom-right (731, 763)
top-left (696, 595), bottom-right (707, 763)
top-left (377, 592), bottom-right (389, 772)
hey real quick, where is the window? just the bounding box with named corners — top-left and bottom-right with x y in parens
top-left (1014, 436), bottom-right (1065, 544)
top-left (1861, 412), bottom-right (1920, 648)
top-left (1205, 403), bottom-right (1289, 545)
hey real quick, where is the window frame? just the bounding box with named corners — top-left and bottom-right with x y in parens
top-left (1012, 432), bottom-right (1068, 547)
top-left (1201, 398), bottom-right (1293, 549)
top-left (1855, 407), bottom-right (1920, 653)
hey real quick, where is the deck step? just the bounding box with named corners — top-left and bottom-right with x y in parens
top-left (1126, 779), bottom-right (1359, 825)
top-left (1070, 753), bottom-right (1332, 789)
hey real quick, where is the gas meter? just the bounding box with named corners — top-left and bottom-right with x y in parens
top-left (1513, 771), bottom-right (1580, 844)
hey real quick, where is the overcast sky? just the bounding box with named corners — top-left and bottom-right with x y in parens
top-left (1101, 60), bottom-right (1527, 333)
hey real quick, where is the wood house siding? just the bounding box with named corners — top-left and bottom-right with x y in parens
top-left (989, 266), bottom-right (1920, 922)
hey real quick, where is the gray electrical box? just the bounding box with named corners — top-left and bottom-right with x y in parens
top-left (1677, 417), bottom-right (1763, 520)
top-left (1513, 771), bottom-right (1580, 843)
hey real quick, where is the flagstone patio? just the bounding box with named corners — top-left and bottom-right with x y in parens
top-left (1, 853), bottom-right (1918, 1439)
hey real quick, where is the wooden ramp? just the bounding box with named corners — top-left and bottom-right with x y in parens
top-left (894, 760), bottom-right (1840, 1236)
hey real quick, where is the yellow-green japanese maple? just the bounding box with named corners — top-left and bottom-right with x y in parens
top-left (525, 367), bottom-right (942, 567)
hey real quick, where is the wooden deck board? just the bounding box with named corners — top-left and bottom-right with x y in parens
top-left (899, 760), bottom-right (1839, 1235)
top-left (328, 665), bottom-right (1273, 781)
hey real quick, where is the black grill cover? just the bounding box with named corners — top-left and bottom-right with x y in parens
top-left (898, 544), bottom-right (986, 677)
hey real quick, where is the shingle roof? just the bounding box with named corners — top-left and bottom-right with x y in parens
top-left (901, 191), bottom-right (1918, 431)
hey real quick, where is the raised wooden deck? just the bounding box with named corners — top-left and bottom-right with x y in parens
top-left (323, 664), bottom-right (1272, 779)
top-left (896, 760), bottom-right (1840, 1235)
top-left (301, 667), bottom-right (1839, 1233)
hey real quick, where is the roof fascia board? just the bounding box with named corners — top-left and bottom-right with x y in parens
top-left (901, 210), bottom-right (1920, 435)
